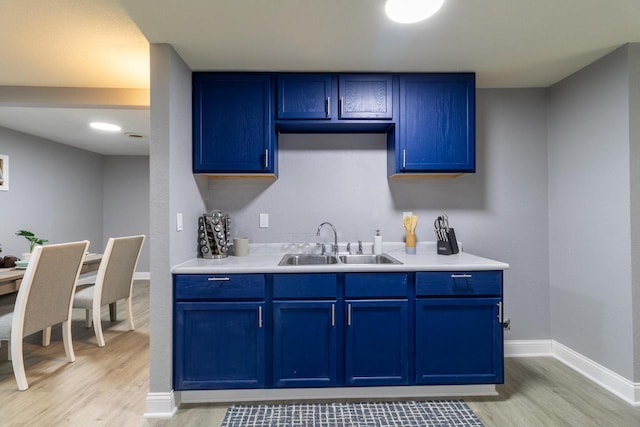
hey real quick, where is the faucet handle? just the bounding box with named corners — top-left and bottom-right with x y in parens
top-left (346, 242), bottom-right (352, 254)
top-left (357, 240), bottom-right (363, 255)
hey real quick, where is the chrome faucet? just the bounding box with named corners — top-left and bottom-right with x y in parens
top-left (316, 222), bottom-right (338, 256)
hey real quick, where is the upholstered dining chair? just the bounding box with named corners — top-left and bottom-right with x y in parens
top-left (0, 240), bottom-right (90, 390)
top-left (73, 235), bottom-right (145, 347)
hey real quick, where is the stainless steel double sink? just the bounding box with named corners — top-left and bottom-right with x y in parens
top-left (278, 253), bottom-right (402, 266)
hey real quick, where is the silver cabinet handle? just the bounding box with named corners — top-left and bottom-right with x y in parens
top-left (451, 274), bottom-right (472, 279)
top-left (331, 303), bottom-right (335, 326)
top-left (207, 277), bottom-right (230, 281)
top-left (340, 96), bottom-right (344, 116)
top-left (326, 96), bottom-right (331, 118)
top-left (347, 304), bottom-right (352, 326)
top-left (402, 149), bottom-right (406, 169)
top-left (497, 302), bottom-right (502, 322)
top-left (258, 306), bottom-right (263, 328)
top-left (265, 149), bottom-right (269, 169)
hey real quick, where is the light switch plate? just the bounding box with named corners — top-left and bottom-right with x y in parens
top-left (259, 213), bottom-right (269, 228)
top-left (176, 213), bottom-right (183, 232)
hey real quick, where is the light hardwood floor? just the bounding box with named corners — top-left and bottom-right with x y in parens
top-left (2, 281), bottom-right (640, 426)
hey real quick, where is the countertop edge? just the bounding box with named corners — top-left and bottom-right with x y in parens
top-left (171, 242), bottom-right (509, 274)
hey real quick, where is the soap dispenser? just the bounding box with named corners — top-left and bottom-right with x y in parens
top-left (373, 230), bottom-right (383, 255)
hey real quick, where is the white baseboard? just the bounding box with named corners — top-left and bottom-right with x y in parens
top-left (505, 339), bottom-right (640, 406)
top-left (180, 384), bottom-right (497, 404)
top-left (76, 271), bottom-right (149, 286)
top-left (505, 339), bottom-right (552, 357)
top-left (144, 391), bottom-right (178, 419)
top-left (551, 340), bottom-right (640, 407)
top-left (134, 271), bottom-right (150, 281)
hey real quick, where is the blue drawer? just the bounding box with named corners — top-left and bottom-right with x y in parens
top-left (345, 273), bottom-right (408, 298)
top-left (416, 271), bottom-right (502, 296)
top-left (273, 274), bottom-right (337, 299)
top-left (174, 274), bottom-right (265, 300)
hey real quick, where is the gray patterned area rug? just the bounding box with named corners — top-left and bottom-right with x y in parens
top-left (221, 400), bottom-right (484, 426)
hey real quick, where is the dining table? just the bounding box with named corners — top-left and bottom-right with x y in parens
top-left (0, 253), bottom-right (118, 321)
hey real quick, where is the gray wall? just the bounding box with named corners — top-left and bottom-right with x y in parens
top-left (103, 155), bottom-right (150, 271)
top-left (147, 44), bottom-right (640, 395)
top-left (0, 126), bottom-right (103, 255)
top-left (630, 44), bottom-right (640, 382)
top-left (548, 45), bottom-right (637, 380)
top-left (208, 89), bottom-right (551, 340)
top-left (148, 43), bottom-right (206, 394)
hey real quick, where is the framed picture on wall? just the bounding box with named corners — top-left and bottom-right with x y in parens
top-left (0, 154), bottom-right (8, 191)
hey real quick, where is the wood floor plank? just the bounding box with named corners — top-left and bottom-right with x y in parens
top-left (2, 281), bottom-right (640, 426)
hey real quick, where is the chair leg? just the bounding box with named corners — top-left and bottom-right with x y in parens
top-left (61, 319), bottom-right (76, 362)
top-left (42, 326), bottom-right (51, 347)
top-left (85, 309), bottom-right (92, 328)
top-left (125, 297), bottom-right (135, 331)
top-left (10, 338), bottom-right (28, 391)
top-left (93, 307), bottom-right (105, 347)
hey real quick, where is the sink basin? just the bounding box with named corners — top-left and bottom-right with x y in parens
top-left (339, 254), bottom-right (402, 265)
top-left (278, 254), bottom-right (340, 266)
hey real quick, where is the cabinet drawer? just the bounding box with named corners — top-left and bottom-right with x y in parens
top-left (175, 274), bottom-right (265, 300)
top-left (345, 273), bottom-right (408, 298)
top-left (416, 271), bottom-right (502, 296)
top-left (273, 274), bottom-right (337, 299)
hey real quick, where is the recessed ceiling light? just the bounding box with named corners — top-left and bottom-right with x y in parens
top-left (89, 121), bottom-right (122, 132)
top-left (385, 0), bottom-right (445, 24)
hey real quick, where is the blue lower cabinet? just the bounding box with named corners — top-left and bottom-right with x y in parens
top-left (345, 300), bottom-right (409, 386)
top-left (174, 301), bottom-right (265, 390)
top-left (415, 297), bottom-right (503, 385)
top-left (272, 300), bottom-right (338, 387)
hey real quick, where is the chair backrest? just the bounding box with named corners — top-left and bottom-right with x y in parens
top-left (95, 235), bottom-right (145, 306)
top-left (14, 240), bottom-right (90, 338)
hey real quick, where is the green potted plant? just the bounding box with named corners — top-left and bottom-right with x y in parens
top-left (15, 229), bottom-right (48, 259)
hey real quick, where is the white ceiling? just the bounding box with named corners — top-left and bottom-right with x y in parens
top-left (0, 0), bottom-right (150, 156)
top-left (1, 0), bottom-right (640, 155)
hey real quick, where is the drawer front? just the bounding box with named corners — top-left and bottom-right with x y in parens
top-left (416, 271), bottom-right (502, 296)
top-left (273, 274), bottom-right (337, 299)
top-left (345, 273), bottom-right (408, 298)
top-left (175, 274), bottom-right (265, 300)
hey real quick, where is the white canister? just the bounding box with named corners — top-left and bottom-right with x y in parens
top-left (233, 237), bottom-right (250, 256)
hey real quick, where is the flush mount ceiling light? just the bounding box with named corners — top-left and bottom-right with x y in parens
top-left (385, 0), bottom-right (445, 24)
top-left (89, 121), bottom-right (122, 132)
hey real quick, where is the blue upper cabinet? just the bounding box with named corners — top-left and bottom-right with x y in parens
top-left (390, 73), bottom-right (475, 175)
top-left (276, 73), bottom-right (395, 133)
top-left (277, 74), bottom-right (333, 120)
top-left (338, 74), bottom-right (393, 120)
top-left (193, 73), bottom-right (276, 175)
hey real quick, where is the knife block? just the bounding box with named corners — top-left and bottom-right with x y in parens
top-left (437, 228), bottom-right (459, 255)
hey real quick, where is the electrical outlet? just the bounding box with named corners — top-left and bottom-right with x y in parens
top-left (259, 213), bottom-right (269, 228)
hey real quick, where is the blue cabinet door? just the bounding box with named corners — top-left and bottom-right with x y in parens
top-left (193, 73), bottom-right (275, 174)
top-left (397, 73), bottom-right (475, 173)
top-left (415, 297), bottom-right (503, 385)
top-left (174, 301), bottom-right (265, 390)
top-left (345, 300), bottom-right (409, 386)
top-left (272, 300), bottom-right (338, 387)
top-left (277, 74), bottom-right (333, 119)
top-left (339, 74), bottom-right (393, 119)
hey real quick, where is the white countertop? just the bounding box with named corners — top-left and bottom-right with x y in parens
top-left (172, 242), bottom-right (509, 274)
